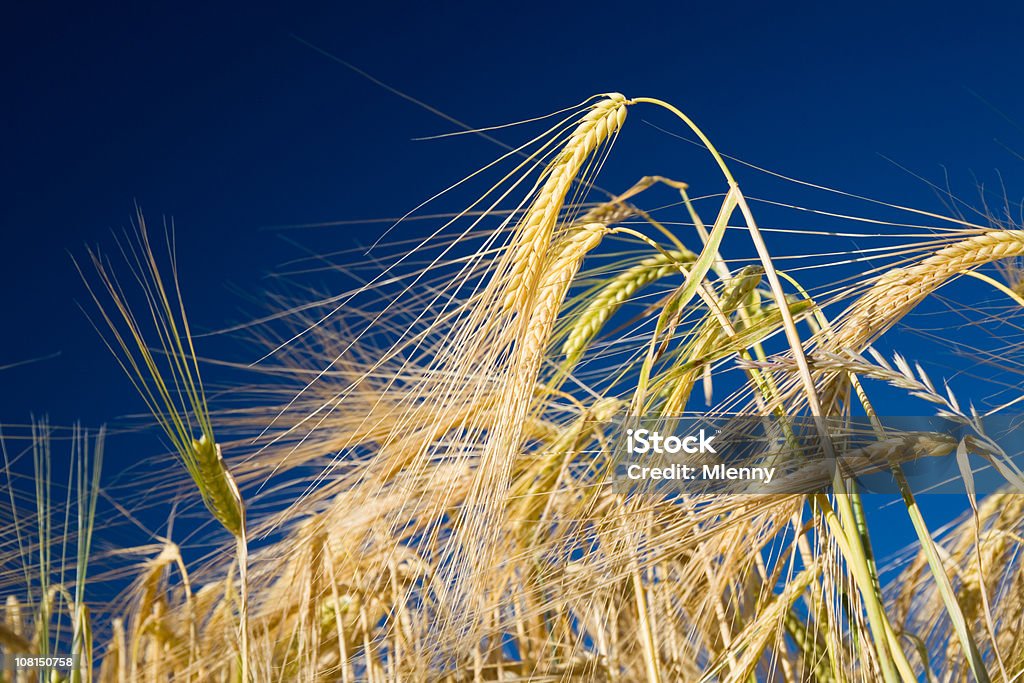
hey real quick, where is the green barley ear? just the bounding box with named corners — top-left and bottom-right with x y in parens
top-left (74, 211), bottom-right (244, 537)
top-left (190, 434), bottom-right (244, 538)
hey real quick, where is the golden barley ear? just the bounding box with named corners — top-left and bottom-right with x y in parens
top-left (0, 620), bottom-right (31, 654)
top-left (501, 95), bottom-right (628, 313)
top-left (832, 230), bottom-right (1024, 353)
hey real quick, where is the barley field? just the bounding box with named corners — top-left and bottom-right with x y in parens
top-left (3, 86), bottom-right (1024, 682)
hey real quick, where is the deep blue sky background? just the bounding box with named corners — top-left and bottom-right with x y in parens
top-left (4, 2), bottom-right (1024, 560)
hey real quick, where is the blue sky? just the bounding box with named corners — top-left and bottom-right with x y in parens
top-left (4, 2), bottom-right (1024, 559)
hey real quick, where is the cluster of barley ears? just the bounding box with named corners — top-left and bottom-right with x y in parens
top-left (3, 94), bottom-right (1024, 682)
